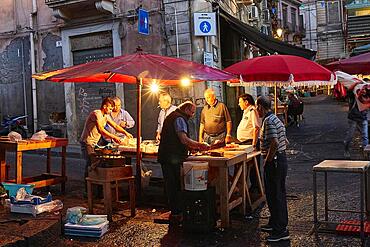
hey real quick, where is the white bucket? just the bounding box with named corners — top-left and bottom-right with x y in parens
top-left (183, 161), bottom-right (208, 191)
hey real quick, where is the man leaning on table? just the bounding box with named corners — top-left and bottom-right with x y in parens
top-left (158, 101), bottom-right (209, 224)
top-left (256, 96), bottom-right (289, 242)
top-left (199, 88), bottom-right (232, 144)
top-left (80, 97), bottom-right (133, 188)
top-left (156, 92), bottom-right (177, 142)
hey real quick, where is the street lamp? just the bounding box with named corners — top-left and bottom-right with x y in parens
top-left (165, 5), bottom-right (179, 58)
top-left (276, 28), bottom-right (283, 38)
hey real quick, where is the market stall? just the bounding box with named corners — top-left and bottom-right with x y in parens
top-left (104, 141), bottom-right (262, 227)
top-left (225, 54), bottom-right (336, 114)
top-left (0, 137), bottom-right (68, 193)
top-left (32, 49), bottom-right (237, 195)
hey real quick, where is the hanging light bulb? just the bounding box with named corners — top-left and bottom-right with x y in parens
top-left (150, 82), bottom-right (160, 93)
top-left (181, 78), bottom-right (191, 87)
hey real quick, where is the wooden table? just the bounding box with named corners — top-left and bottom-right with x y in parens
top-left (120, 148), bottom-right (264, 228)
top-left (277, 105), bottom-right (288, 126)
top-left (313, 160), bottom-right (370, 246)
top-left (0, 137), bottom-right (68, 193)
top-left (187, 150), bottom-right (263, 228)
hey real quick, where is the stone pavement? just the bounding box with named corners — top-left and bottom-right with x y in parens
top-left (0, 94), bottom-right (368, 247)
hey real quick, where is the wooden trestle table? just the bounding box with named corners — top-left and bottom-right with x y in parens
top-left (0, 137), bottom-right (68, 193)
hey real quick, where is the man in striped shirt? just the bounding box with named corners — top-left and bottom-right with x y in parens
top-left (256, 96), bottom-right (289, 242)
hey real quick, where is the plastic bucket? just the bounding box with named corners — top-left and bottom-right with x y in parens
top-left (183, 161), bottom-right (208, 191)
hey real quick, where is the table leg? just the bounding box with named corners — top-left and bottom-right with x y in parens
top-left (15, 151), bottom-right (22, 184)
top-left (61, 146), bottom-right (66, 193)
top-left (0, 148), bottom-right (6, 182)
top-left (46, 148), bottom-right (51, 173)
top-left (129, 179), bottom-right (136, 217)
top-left (254, 156), bottom-right (264, 195)
top-left (245, 164), bottom-right (252, 209)
top-left (324, 172), bottom-right (328, 221)
top-left (219, 167), bottom-right (229, 228)
top-left (104, 182), bottom-right (112, 221)
top-left (360, 173), bottom-right (365, 246)
top-left (240, 161), bottom-right (246, 215)
top-left (313, 171), bottom-right (318, 236)
top-left (284, 108), bottom-right (288, 126)
top-left (87, 180), bottom-right (93, 214)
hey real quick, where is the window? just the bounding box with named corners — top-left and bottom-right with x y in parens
top-left (282, 4), bottom-right (288, 28)
top-left (291, 7), bottom-right (297, 31)
top-left (327, 1), bottom-right (340, 24)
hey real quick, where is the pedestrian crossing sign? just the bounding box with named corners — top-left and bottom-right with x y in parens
top-left (194, 13), bottom-right (216, 36)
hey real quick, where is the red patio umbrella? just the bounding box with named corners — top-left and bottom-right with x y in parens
top-left (326, 52), bottom-right (370, 75)
top-left (224, 55), bottom-right (336, 113)
top-left (33, 50), bottom-right (237, 194)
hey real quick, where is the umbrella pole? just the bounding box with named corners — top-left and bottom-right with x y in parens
top-left (274, 84), bottom-right (277, 115)
top-left (136, 78), bottom-right (142, 199)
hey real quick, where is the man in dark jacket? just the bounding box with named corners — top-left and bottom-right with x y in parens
top-left (158, 101), bottom-right (209, 222)
top-left (344, 80), bottom-right (368, 158)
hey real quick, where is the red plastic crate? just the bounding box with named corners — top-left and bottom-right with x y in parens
top-left (336, 220), bottom-right (370, 236)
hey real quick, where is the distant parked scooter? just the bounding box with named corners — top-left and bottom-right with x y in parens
top-left (0, 115), bottom-right (28, 138)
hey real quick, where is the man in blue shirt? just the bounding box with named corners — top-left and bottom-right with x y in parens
top-left (103, 96), bottom-right (134, 143)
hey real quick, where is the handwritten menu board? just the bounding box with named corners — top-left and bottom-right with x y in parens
top-left (75, 83), bottom-right (116, 136)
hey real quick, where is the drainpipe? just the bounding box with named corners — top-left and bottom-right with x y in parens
top-left (30, 0), bottom-right (38, 133)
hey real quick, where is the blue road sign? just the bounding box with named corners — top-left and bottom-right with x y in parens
top-left (138, 9), bottom-right (149, 35)
top-left (199, 21), bottom-right (211, 34)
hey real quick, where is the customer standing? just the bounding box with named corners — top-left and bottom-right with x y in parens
top-left (237, 93), bottom-right (261, 193)
top-left (256, 96), bottom-right (289, 242)
top-left (199, 88), bottom-right (232, 144)
top-left (158, 101), bottom-right (209, 223)
top-left (156, 92), bottom-right (177, 142)
top-left (344, 80), bottom-right (368, 158)
top-left (237, 93), bottom-right (260, 147)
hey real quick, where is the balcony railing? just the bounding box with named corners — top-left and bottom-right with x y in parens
top-left (45, 0), bottom-right (117, 20)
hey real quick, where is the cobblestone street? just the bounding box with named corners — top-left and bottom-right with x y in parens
top-left (2, 94), bottom-right (368, 247)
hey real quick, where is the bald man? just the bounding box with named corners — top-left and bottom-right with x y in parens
top-left (199, 88), bottom-right (232, 144)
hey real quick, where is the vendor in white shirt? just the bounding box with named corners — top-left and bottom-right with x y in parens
top-left (156, 92), bottom-right (177, 142)
top-left (237, 93), bottom-right (261, 149)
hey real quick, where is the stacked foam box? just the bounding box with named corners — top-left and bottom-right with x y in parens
top-left (64, 216), bottom-right (109, 238)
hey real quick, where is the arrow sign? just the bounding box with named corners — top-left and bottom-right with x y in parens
top-left (138, 9), bottom-right (149, 35)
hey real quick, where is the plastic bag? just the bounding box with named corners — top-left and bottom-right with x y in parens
top-left (66, 206), bottom-right (88, 224)
top-left (31, 130), bottom-right (48, 141)
top-left (35, 200), bottom-right (63, 216)
top-left (141, 161), bottom-right (152, 188)
top-left (8, 131), bottom-right (22, 142)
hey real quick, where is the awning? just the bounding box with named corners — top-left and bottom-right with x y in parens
top-left (219, 8), bottom-right (316, 60)
top-left (351, 43), bottom-right (370, 56)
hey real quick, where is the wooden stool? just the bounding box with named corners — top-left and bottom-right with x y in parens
top-left (86, 168), bottom-right (136, 221)
top-left (364, 145), bottom-right (370, 159)
top-left (245, 152), bottom-right (266, 211)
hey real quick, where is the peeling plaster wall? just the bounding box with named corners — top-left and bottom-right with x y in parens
top-left (0, 37), bottom-right (32, 124)
top-left (37, 33), bottom-right (64, 125)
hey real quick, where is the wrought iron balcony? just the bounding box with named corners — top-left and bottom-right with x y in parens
top-left (45, 0), bottom-right (117, 20)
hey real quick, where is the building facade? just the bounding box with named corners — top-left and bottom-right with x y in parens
top-left (0, 0), bottom-right (309, 143)
top-left (345, 0), bottom-right (370, 54)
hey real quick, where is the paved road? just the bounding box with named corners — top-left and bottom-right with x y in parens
top-left (5, 94), bottom-right (368, 247)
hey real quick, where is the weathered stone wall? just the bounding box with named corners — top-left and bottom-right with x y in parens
top-left (0, 37), bottom-right (32, 123)
top-left (37, 32), bottom-right (64, 126)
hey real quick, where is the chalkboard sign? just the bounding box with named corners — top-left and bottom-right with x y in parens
top-left (75, 83), bottom-right (116, 136)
